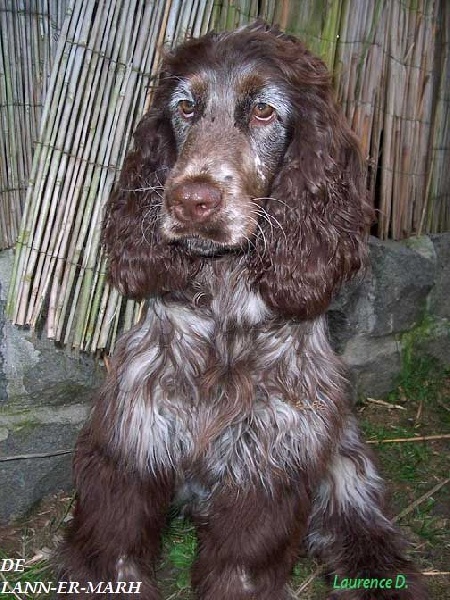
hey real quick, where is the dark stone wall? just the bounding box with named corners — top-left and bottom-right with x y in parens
top-left (329, 234), bottom-right (450, 399)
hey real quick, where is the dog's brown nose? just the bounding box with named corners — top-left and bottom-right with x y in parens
top-left (168, 182), bottom-right (223, 223)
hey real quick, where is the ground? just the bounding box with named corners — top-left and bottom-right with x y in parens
top-left (0, 355), bottom-right (449, 599)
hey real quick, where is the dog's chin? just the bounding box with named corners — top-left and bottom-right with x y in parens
top-left (174, 236), bottom-right (244, 258)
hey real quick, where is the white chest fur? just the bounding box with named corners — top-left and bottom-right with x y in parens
top-left (108, 279), bottom-right (342, 489)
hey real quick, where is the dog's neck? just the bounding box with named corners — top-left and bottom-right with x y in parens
top-left (158, 258), bottom-right (272, 328)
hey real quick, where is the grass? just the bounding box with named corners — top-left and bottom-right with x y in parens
top-left (411, 498), bottom-right (444, 545)
top-left (161, 518), bottom-right (197, 595)
top-left (361, 421), bottom-right (433, 482)
top-left (0, 551), bottom-right (53, 598)
top-left (357, 352), bottom-right (450, 600)
top-left (0, 352), bottom-right (448, 599)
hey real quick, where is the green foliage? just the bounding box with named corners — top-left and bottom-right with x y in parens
top-left (162, 518), bottom-right (197, 592)
top-left (389, 353), bottom-right (448, 407)
top-left (410, 498), bottom-right (444, 544)
top-left (0, 551), bottom-right (53, 599)
top-left (361, 422), bottom-right (432, 482)
top-left (377, 317), bottom-right (450, 425)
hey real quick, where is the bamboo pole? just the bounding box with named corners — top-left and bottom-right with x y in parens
top-left (79, 0), bottom-right (160, 350)
top-left (0, 1), bottom-right (68, 249)
top-left (7, 0), bottom-right (81, 319)
top-left (52, 0), bottom-right (128, 343)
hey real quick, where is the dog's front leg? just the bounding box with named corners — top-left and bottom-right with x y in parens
top-left (307, 416), bottom-right (428, 599)
top-left (57, 426), bottom-right (174, 599)
top-left (190, 477), bottom-right (309, 600)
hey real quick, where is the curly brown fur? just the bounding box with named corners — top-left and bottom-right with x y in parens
top-left (59, 22), bottom-right (427, 599)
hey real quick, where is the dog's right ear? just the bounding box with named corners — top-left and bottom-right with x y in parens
top-left (102, 87), bottom-right (198, 300)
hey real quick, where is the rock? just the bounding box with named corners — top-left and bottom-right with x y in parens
top-left (328, 274), bottom-right (376, 353)
top-left (369, 237), bottom-right (436, 336)
top-left (340, 335), bottom-right (402, 399)
top-left (429, 233), bottom-right (450, 319)
top-left (330, 236), bottom-right (436, 349)
top-left (411, 318), bottom-right (450, 368)
top-left (0, 404), bottom-right (89, 521)
top-left (0, 251), bottom-right (103, 522)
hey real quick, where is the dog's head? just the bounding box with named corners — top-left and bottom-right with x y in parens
top-left (103, 22), bottom-right (373, 318)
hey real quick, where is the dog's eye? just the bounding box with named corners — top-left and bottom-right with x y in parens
top-left (251, 102), bottom-right (276, 125)
top-left (178, 99), bottom-right (195, 119)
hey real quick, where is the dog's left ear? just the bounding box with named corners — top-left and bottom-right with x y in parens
top-left (248, 36), bottom-right (373, 319)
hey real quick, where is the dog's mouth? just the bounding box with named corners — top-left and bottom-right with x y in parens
top-left (171, 235), bottom-right (246, 258)
top-left (161, 205), bottom-right (257, 257)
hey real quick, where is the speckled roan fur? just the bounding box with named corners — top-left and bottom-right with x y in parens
top-left (58, 22), bottom-right (428, 600)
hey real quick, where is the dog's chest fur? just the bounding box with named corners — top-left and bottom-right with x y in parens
top-left (107, 265), bottom-right (342, 491)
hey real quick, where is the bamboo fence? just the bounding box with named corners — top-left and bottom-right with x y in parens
top-left (0, 0), bottom-right (69, 249)
top-left (3, 0), bottom-right (449, 353)
top-left (335, 0), bottom-right (441, 239)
